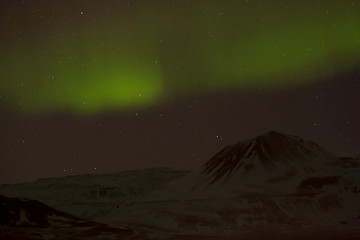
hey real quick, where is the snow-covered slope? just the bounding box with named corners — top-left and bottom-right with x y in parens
top-left (159, 131), bottom-right (340, 198)
top-left (0, 132), bottom-right (359, 238)
top-left (96, 132), bottom-right (359, 235)
top-left (201, 131), bottom-right (336, 188)
top-left (127, 131), bottom-right (359, 234)
top-left (0, 168), bottom-right (189, 218)
top-left (201, 131), bottom-right (333, 182)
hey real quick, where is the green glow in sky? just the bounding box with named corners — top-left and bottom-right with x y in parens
top-left (0, 0), bottom-right (359, 113)
top-left (199, 1), bottom-right (360, 88)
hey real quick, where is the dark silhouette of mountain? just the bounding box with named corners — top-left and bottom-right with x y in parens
top-left (0, 194), bottom-right (84, 228)
top-left (0, 194), bottom-right (134, 239)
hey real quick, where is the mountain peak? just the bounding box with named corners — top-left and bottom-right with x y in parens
top-left (256, 130), bottom-right (299, 140)
top-left (255, 130), bottom-right (293, 142)
top-left (200, 131), bottom-right (334, 185)
top-left (262, 130), bottom-right (283, 136)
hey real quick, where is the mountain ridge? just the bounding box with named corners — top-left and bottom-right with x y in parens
top-left (196, 131), bottom-right (335, 190)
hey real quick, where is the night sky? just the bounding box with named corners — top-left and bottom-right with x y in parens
top-left (0, 0), bottom-right (359, 184)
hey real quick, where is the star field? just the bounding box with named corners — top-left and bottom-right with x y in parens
top-left (0, 0), bottom-right (359, 183)
top-left (0, 0), bottom-right (359, 113)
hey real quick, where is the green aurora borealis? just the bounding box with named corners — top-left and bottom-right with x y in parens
top-left (1, 0), bottom-right (359, 113)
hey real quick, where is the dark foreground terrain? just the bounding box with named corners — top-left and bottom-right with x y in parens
top-left (1, 228), bottom-right (360, 240)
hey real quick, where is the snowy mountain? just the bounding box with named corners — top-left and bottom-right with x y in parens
top-left (136, 132), bottom-right (360, 234)
top-left (0, 132), bottom-right (359, 239)
top-left (202, 131), bottom-right (333, 179)
top-left (159, 131), bottom-right (340, 198)
top-left (194, 131), bottom-right (335, 191)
